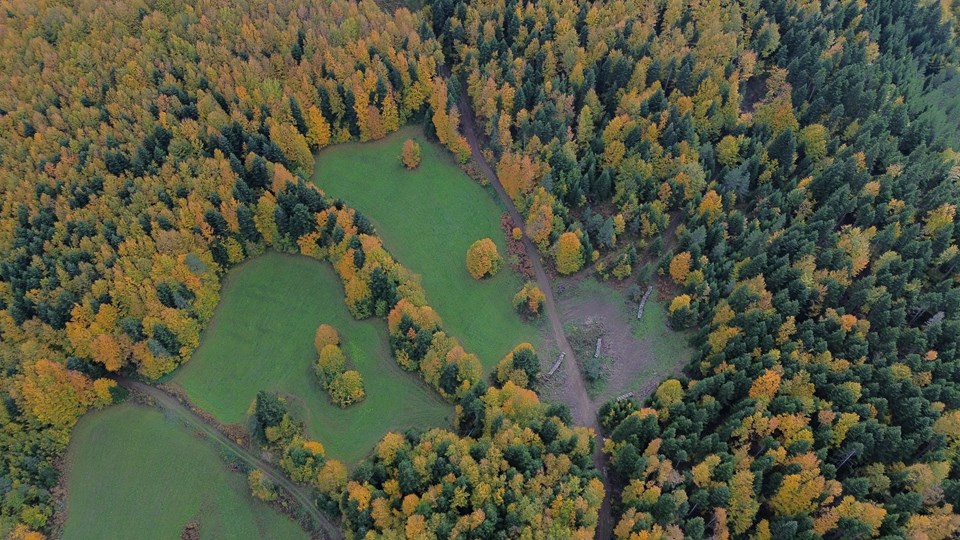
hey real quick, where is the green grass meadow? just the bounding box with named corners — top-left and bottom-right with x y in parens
top-left (313, 126), bottom-right (540, 370)
top-left (171, 252), bottom-right (451, 464)
top-left (62, 403), bottom-right (306, 540)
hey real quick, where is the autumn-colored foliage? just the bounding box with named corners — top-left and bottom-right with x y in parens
top-left (401, 139), bottom-right (421, 169)
top-left (328, 370), bottom-right (366, 407)
top-left (669, 252), bottom-right (692, 284)
top-left (465, 238), bottom-right (503, 279)
top-left (554, 232), bottom-right (584, 275)
top-left (314, 324), bottom-right (340, 354)
top-left (495, 343), bottom-right (540, 388)
top-left (513, 282), bottom-right (546, 317)
top-left (248, 469), bottom-right (278, 502)
top-left (342, 383), bottom-right (603, 537)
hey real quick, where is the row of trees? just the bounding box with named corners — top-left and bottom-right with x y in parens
top-left (251, 391), bottom-right (348, 501)
top-left (313, 325), bottom-right (365, 407)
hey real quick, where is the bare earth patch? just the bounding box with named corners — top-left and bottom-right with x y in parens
top-left (553, 278), bottom-right (694, 405)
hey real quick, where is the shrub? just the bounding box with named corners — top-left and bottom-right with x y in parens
top-left (513, 282), bottom-right (545, 317)
top-left (329, 370), bottom-right (366, 407)
top-left (401, 139), bottom-right (421, 169)
top-left (315, 344), bottom-right (345, 387)
top-left (314, 324), bottom-right (340, 353)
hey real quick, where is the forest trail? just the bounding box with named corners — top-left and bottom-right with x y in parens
top-left (117, 379), bottom-right (342, 540)
top-left (454, 87), bottom-right (614, 540)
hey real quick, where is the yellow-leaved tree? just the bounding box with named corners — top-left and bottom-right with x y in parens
top-left (465, 238), bottom-right (503, 279)
top-left (554, 232), bottom-right (584, 275)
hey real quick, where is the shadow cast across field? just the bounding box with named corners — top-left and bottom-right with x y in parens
top-left (170, 251), bottom-right (451, 464)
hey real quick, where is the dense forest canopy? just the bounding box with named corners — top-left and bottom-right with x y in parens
top-left (433, 0), bottom-right (960, 536)
top-left (0, 0), bottom-right (958, 537)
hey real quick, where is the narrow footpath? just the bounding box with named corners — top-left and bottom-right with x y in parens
top-left (454, 88), bottom-right (614, 540)
top-left (118, 379), bottom-right (342, 540)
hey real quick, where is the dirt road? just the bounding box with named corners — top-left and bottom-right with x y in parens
top-left (118, 379), bottom-right (342, 540)
top-left (454, 88), bottom-right (614, 540)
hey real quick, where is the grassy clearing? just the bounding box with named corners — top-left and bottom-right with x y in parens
top-left (560, 277), bottom-right (695, 398)
top-left (313, 125), bottom-right (540, 370)
top-left (171, 252), bottom-right (451, 464)
top-left (565, 319), bottom-right (612, 397)
top-left (62, 403), bottom-right (305, 540)
top-left (629, 287), bottom-right (696, 383)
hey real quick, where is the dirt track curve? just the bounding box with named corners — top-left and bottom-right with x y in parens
top-left (454, 88), bottom-right (614, 540)
top-left (118, 379), bottom-right (342, 540)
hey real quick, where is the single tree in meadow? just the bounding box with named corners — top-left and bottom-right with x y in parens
top-left (401, 139), bottom-right (421, 169)
top-left (465, 238), bottom-right (503, 279)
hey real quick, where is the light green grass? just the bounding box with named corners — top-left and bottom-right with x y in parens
top-left (313, 126), bottom-right (539, 370)
top-left (63, 403), bottom-right (306, 540)
top-left (171, 252), bottom-right (451, 463)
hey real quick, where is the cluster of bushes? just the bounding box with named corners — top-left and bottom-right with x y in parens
top-left (512, 281), bottom-right (545, 318)
top-left (313, 324), bottom-right (365, 408)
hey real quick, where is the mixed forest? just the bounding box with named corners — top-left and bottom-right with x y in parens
top-left (0, 0), bottom-right (958, 537)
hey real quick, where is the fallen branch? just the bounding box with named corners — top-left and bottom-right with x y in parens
top-left (547, 352), bottom-right (565, 377)
top-left (636, 285), bottom-right (653, 320)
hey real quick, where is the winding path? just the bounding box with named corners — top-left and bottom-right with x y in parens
top-left (118, 379), bottom-right (342, 540)
top-left (454, 88), bottom-right (614, 540)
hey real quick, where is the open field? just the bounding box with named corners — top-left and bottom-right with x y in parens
top-left (171, 252), bottom-right (451, 464)
top-left (555, 277), bottom-right (694, 403)
top-left (62, 403), bottom-right (306, 540)
top-left (313, 126), bottom-right (540, 370)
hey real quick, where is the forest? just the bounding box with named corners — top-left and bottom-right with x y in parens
top-left (0, 0), bottom-right (958, 538)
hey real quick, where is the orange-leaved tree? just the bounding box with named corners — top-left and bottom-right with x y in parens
top-left (465, 238), bottom-right (503, 279)
top-left (401, 139), bottom-right (421, 169)
top-left (315, 324), bottom-right (340, 354)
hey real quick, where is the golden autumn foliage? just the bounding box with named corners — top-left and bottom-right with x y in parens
top-left (498, 151), bottom-right (540, 200)
top-left (668, 294), bottom-right (692, 313)
top-left (317, 459), bottom-right (349, 495)
top-left (749, 369), bottom-right (782, 403)
top-left (554, 232), bottom-right (584, 275)
top-left (248, 469), bottom-right (278, 502)
top-left (328, 370), bottom-right (366, 407)
top-left (401, 139), bottom-right (422, 169)
top-left (526, 187), bottom-right (556, 250)
top-left (314, 324), bottom-right (340, 353)
top-left (655, 379), bottom-right (684, 407)
top-left (316, 344), bottom-right (346, 385)
top-left (769, 467), bottom-right (826, 516)
top-left (17, 360), bottom-right (114, 431)
top-left (513, 281), bottom-right (546, 317)
top-left (465, 238), bottom-right (503, 279)
top-left (669, 252), bottom-right (692, 284)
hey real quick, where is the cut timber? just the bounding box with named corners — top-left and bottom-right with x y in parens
top-left (616, 392), bottom-right (634, 401)
top-left (595, 337), bottom-right (602, 358)
top-left (636, 285), bottom-right (654, 320)
top-left (547, 352), bottom-right (565, 377)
